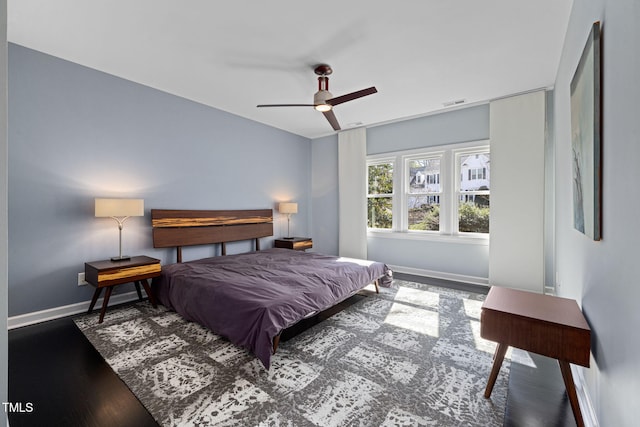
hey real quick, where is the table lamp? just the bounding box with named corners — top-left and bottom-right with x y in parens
top-left (278, 202), bottom-right (298, 239)
top-left (95, 198), bottom-right (144, 261)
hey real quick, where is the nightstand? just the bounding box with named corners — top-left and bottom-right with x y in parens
top-left (85, 255), bottom-right (161, 323)
top-left (274, 237), bottom-right (313, 251)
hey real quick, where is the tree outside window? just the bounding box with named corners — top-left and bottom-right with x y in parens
top-left (367, 162), bottom-right (393, 229)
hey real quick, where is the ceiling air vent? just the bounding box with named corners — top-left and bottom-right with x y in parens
top-left (443, 99), bottom-right (466, 107)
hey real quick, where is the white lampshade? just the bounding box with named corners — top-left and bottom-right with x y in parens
top-left (278, 202), bottom-right (298, 214)
top-left (95, 198), bottom-right (144, 217)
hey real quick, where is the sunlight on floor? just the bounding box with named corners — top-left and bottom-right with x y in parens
top-left (381, 287), bottom-right (441, 337)
top-left (467, 318), bottom-right (506, 356)
top-left (462, 298), bottom-right (483, 320)
top-left (393, 287), bottom-right (441, 310)
top-left (384, 303), bottom-right (440, 337)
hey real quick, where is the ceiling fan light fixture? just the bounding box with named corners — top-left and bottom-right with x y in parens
top-left (313, 89), bottom-right (333, 112)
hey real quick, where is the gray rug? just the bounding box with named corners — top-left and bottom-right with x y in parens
top-left (74, 279), bottom-right (509, 426)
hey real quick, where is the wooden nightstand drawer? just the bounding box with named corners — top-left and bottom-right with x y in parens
top-left (274, 237), bottom-right (312, 251)
top-left (96, 263), bottom-right (161, 285)
top-left (292, 239), bottom-right (312, 250)
top-left (85, 256), bottom-right (161, 288)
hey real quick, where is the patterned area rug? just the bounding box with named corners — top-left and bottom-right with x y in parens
top-left (74, 280), bottom-right (509, 426)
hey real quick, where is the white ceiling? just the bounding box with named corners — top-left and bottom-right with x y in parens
top-left (8, 0), bottom-right (573, 139)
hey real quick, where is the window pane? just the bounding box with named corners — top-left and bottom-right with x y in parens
top-left (408, 195), bottom-right (440, 231)
top-left (408, 158), bottom-right (440, 194)
top-left (460, 153), bottom-right (490, 192)
top-left (458, 195), bottom-right (490, 233)
top-left (368, 197), bottom-right (393, 229)
top-left (368, 163), bottom-right (393, 195)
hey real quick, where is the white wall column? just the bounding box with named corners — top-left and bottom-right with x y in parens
top-left (489, 91), bottom-right (546, 292)
top-left (338, 128), bottom-right (367, 259)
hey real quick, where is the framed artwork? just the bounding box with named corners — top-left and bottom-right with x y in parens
top-left (571, 21), bottom-right (602, 240)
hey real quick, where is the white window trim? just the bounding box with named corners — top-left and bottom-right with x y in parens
top-left (367, 140), bottom-right (490, 241)
top-left (453, 144), bottom-right (490, 238)
top-left (401, 150), bottom-right (445, 232)
top-left (366, 157), bottom-right (396, 231)
top-left (367, 228), bottom-right (490, 245)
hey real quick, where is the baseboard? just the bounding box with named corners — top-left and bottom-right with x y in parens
top-left (571, 364), bottom-right (599, 427)
top-left (388, 264), bottom-right (489, 286)
top-left (7, 291), bottom-right (140, 330)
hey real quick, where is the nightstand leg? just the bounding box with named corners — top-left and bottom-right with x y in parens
top-left (134, 281), bottom-right (143, 301)
top-left (484, 342), bottom-right (508, 398)
top-left (88, 287), bottom-right (103, 314)
top-left (140, 279), bottom-right (157, 308)
top-left (559, 360), bottom-right (585, 427)
top-left (98, 286), bottom-right (114, 324)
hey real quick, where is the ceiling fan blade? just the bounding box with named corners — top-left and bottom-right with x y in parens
top-left (323, 110), bottom-right (341, 131)
top-left (257, 104), bottom-right (315, 107)
top-left (326, 86), bottom-right (377, 106)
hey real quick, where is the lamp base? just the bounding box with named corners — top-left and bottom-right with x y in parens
top-left (111, 255), bottom-right (131, 262)
top-left (282, 237), bottom-right (295, 240)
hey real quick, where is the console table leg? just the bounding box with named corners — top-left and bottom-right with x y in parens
top-left (98, 286), bottom-right (113, 324)
top-left (484, 342), bottom-right (508, 398)
top-left (134, 281), bottom-right (143, 300)
top-left (559, 360), bottom-right (585, 427)
top-left (140, 279), bottom-right (157, 308)
top-left (87, 287), bottom-right (103, 314)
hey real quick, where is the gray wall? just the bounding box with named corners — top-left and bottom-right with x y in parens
top-left (1, 0), bottom-right (8, 417)
top-left (8, 44), bottom-right (311, 317)
top-left (367, 105), bottom-right (490, 155)
top-left (554, 1), bottom-right (640, 426)
top-left (367, 105), bottom-right (491, 279)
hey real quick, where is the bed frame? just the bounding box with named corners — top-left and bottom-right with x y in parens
top-left (151, 208), bottom-right (380, 355)
top-left (151, 208), bottom-right (273, 262)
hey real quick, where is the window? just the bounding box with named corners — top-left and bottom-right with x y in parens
top-left (457, 151), bottom-right (490, 234)
top-left (367, 141), bottom-right (490, 238)
top-left (406, 157), bottom-right (441, 231)
top-left (367, 161), bottom-right (394, 229)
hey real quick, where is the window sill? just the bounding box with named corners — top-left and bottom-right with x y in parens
top-left (367, 229), bottom-right (489, 245)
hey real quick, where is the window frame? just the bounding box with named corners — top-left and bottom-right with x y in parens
top-left (401, 151), bottom-right (446, 233)
top-left (366, 157), bottom-right (396, 230)
top-left (367, 140), bottom-right (490, 241)
top-left (454, 146), bottom-right (491, 237)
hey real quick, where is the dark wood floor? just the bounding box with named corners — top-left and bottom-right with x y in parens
top-left (8, 278), bottom-right (575, 427)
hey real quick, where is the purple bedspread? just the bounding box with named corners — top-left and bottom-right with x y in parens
top-left (153, 248), bottom-right (391, 368)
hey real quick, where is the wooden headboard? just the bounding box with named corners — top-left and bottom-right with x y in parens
top-left (151, 209), bottom-right (273, 262)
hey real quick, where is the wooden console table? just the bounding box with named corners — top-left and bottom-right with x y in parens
top-left (481, 286), bottom-right (591, 427)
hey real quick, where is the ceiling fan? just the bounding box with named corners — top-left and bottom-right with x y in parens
top-left (257, 64), bottom-right (377, 131)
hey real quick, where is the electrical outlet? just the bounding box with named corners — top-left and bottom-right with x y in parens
top-left (77, 272), bottom-right (88, 286)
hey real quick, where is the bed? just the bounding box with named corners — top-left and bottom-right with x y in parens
top-left (151, 208), bottom-right (391, 368)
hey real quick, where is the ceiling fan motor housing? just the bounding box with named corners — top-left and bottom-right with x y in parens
top-left (314, 92), bottom-right (333, 111)
top-left (314, 75), bottom-right (332, 111)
